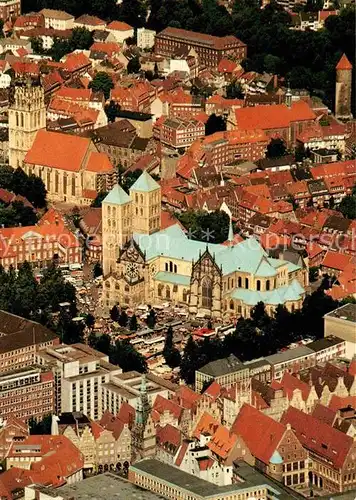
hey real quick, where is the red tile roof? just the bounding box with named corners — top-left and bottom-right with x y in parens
top-left (273, 372), bottom-right (311, 401)
top-left (217, 58), bottom-right (237, 74)
top-left (281, 406), bottom-right (353, 469)
top-left (174, 386), bottom-right (200, 410)
top-left (193, 412), bottom-right (219, 440)
top-left (312, 403), bottom-right (337, 426)
top-left (107, 21), bottom-right (133, 31)
top-left (25, 129), bottom-right (91, 172)
top-left (232, 404), bottom-right (285, 464)
top-left (152, 394), bottom-right (183, 421)
top-left (336, 53), bottom-right (353, 71)
top-left (322, 251), bottom-right (353, 272)
top-left (86, 151), bottom-right (114, 173)
top-left (156, 423), bottom-right (182, 449)
top-left (63, 52), bottom-right (91, 72)
top-left (328, 395), bottom-right (356, 412)
top-left (235, 101), bottom-right (316, 131)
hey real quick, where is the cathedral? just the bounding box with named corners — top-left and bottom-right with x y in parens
top-left (102, 171), bottom-right (308, 319)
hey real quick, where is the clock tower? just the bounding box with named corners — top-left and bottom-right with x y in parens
top-left (102, 184), bottom-right (132, 276)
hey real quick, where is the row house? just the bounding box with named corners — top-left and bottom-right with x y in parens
top-left (13, 13), bottom-right (44, 31)
top-left (0, 367), bottom-right (54, 422)
top-left (111, 81), bottom-right (154, 113)
top-left (39, 8), bottom-right (74, 30)
top-left (205, 95), bottom-right (244, 116)
top-left (282, 407), bottom-right (356, 493)
top-left (155, 27), bottom-right (247, 69)
top-left (74, 14), bottom-right (107, 31)
top-left (59, 411), bottom-right (131, 472)
top-left (232, 404), bottom-right (309, 489)
top-left (310, 159), bottom-right (356, 181)
top-left (296, 117), bottom-right (347, 158)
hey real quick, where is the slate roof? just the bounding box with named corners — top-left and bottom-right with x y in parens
top-left (198, 354), bottom-right (242, 377)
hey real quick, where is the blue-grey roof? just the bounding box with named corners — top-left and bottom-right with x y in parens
top-left (230, 279), bottom-right (305, 306)
top-left (103, 184), bottom-right (131, 205)
top-left (130, 171), bottom-right (160, 193)
top-left (154, 271), bottom-right (190, 286)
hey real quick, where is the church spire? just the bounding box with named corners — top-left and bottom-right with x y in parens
top-left (135, 374), bottom-right (150, 425)
top-left (228, 217), bottom-right (234, 243)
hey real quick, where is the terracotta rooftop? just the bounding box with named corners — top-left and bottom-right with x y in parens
top-left (336, 53), bottom-right (353, 71)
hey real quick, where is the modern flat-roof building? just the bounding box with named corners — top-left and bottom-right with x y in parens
top-left (0, 366), bottom-right (54, 422)
top-left (0, 310), bottom-right (59, 374)
top-left (36, 343), bottom-right (122, 420)
top-left (324, 304), bottom-right (356, 359)
top-left (129, 458), bottom-right (302, 500)
top-left (102, 370), bottom-right (177, 415)
top-left (195, 354), bottom-right (250, 392)
top-left (155, 27), bottom-right (247, 69)
top-left (265, 346), bottom-right (316, 380)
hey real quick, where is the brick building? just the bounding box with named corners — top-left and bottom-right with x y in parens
top-left (0, 366), bottom-right (54, 422)
top-left (0, 310), bottom-right (59, 374)
top-left (0, 0), bottom-right (20, 21)
top-left (155, 27), bottom-right (247, 69)
top-left (154, 117), bottom-right (205, 149)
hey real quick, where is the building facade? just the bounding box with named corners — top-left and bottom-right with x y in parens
top-left (101, 171), bottom-right (308, 318)
top-left (0, 367), bottom-right (54, 422)
top-left (8, 78), bottom-right (46, 169)
top-left (155, 27), bottom-right (247, 69)
top-left (0, 0), bottom-right (20, 20)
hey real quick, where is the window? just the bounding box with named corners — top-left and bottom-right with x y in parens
top-left (266, 280), bottom-right (270, 291)
top-left (238, 277), bottom-right (242, 288)
top-left (257, 280), bottom-right (261, 291)
top-left (245, 278), bottom-right (249, 289)
top-left (202, 277), bottom-right (212, 309)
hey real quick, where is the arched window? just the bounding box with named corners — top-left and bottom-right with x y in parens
top-left (140, 208), bottom-right (143, 216)
top-left (169, 261), bottom-right (173, 272)
top-left (257, 280), bottom-right (261, 291)
top-left (291, 303), bottom-right (295, 312)
top-left (165, 262), bottom-right (168, 272)
top-left (227, 278), bottom-right (230, 289)
top-left (202, 277), bottom-right (212, 309)
top-left (20, 113), bottom-right (24, 128)
top-left (238, 277), bottom-right (242, 288)
top-left (72, 175), bottom-right (76, 196)
top-left (166, 286), bottom-right (170, 299)
top-left (245, 278), bottom-right (249, 289)
top-left (183, 289), bottom-right (188, 302)
top-left (158, 284), bottom-right (163, 297)
top-left (230, 300), bottom-right (234, 310)
top-left (173, 284), bottom-right (178, 293)
top-left (174, 264), bottom-right (177, 273)
top-left (108, 206), bottom-right (111, 216)
top-left (140, 194), bottom-right (143, 204)
top-left (266, 280), bottom-right (270, 291)
top-left (63, 173), bottom-right (67, 195)
top-left (55, 171), bottom-right (59, 193)
top-left (15, 112), bottom-right (19, 127)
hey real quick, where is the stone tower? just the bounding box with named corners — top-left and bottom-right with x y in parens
top-left (102, 184), bottom-right (133, 276)
top-left (130, 171), bottom-right (161, 235)
top-left (8, 77), bottom-right (46, 169)
top-left (335, 53), bottom-right (353, 120)
top-left (131, 376), bottom-right (156, 463)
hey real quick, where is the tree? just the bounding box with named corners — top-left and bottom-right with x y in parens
top-left (89, 72), bottom-right (114, 100)
top-left (267, 138), bottom-right (287, 158)
top-left (0, 201), bottom-right (38, 228)
top-left (85, 313), bottom-right (95, 329)
top-left (180, 336), bottom-right (200, 384)
top-left (178, 209), bottom-right (230, 244)
top-left (105, 100), bottom-right (120, 122)
top-left (11, 262), bottom-right (38, 319)
top-left (146, 308), bottom-right (156, 329)
top-left (119, 310), bottom-right (128, 327)
top-left (226, 81), bottom-right (244, 99)
top-left (120, 169), bottom-right (142, 193)
top-left (163, 325), bottom-right (181, 368)
top-left (110, 305), bottom-right (120, 322)
top-left (205, 114), bottom-right (226, 136)
top-left (36, 264), bottom-right (76, 314)
top-left (111, 339), bottom-right (147, 372)
top-left (70, 27), bottom-right (93, 50)
top-left (309, 266), bottom-right (319, 282)
top-left (338, 185), bottom-right (356, 219)
top-left (88, 332), bottom-right (112, 355)
top-left (129, 314), bottom-right (138, 331)
top-left (91, 191), bottom-right (108, 207)
top-left (30, 37), bottom-right (44, 54)
top-left (93, 262), bottom-right (103, 278)
top-left (127, 56), bottom-right (141, 74)
top-left (119, 0), bottom-right (147, 27)
top-left (57, 310), bottom-right (84, 344)
top-left (29, 414), bottom-right (52, 435)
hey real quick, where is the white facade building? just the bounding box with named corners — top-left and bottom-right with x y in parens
top-left (137, 28), bottom-right (156, 49)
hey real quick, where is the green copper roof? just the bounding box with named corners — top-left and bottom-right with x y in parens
top-left (154, 271), bottom-right (191, 286)
top-left (130, 171), bottom-right (160, 192)
top-left (103, 184), bottom-right (131, 205)
top-left (230, 279), bottom-right (305, 306)
top-left (255, 257), bottom-right (277, 277)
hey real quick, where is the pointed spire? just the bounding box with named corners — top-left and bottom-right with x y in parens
top-left (285, 82), bottom-right (292, 108)
top-left (228, 217), bottom-right (233, 243)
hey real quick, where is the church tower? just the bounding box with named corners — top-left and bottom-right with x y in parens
top-left (335, 53), bottom-right (353, 120)
top-left (130, 171), bottom-right (161, 235)
top-left (131, 376), bottom-right (156, 463)
top-left (8, 77), bottom-right (46, 169)
top-left (102, 184), bottom-right (133, 276)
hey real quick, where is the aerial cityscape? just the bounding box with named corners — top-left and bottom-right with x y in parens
top-left (0, 0), bottom-right (354, 498)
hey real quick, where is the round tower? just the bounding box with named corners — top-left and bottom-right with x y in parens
top-left (335, 53), bottom-right (353, 120)
top-left (269, 450), bottom-right (284, 482)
